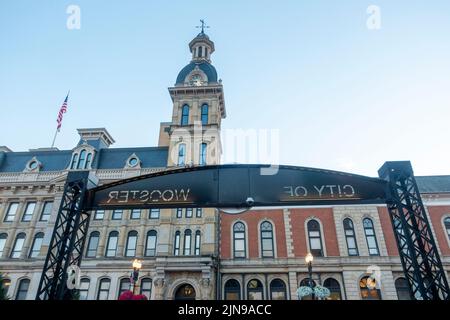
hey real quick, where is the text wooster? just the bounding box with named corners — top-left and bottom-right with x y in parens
top-left (107, 188), bottom-right (191, 204)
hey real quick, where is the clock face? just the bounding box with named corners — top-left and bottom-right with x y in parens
top-left (189, 74), bottom-right (203, 86)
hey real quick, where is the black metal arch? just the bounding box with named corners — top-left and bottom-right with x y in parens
top-left (36, 162), bottom-right (450, 300)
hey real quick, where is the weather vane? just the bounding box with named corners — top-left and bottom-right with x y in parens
top-left (196, 19), bottom-right (210, 33)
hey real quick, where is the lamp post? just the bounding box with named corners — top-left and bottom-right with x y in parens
top-left (131, 259), bottom-right (142, 295)
top-left (305, 252), bottom-right (315, 300)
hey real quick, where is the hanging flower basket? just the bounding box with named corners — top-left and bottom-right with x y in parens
top-left (296, 286), bottom-right (313, 298)
top-left (314, 285), bottom-right (331, 299)
top-left (118, 290), bottom-right (148, 300)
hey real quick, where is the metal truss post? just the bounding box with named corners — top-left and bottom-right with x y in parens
top-left (379, 161), bottom-right (450, 300)
top-left (36, 171), bottom-right (97, 300)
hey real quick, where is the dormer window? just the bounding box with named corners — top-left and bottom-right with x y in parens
top-left (24, 157), bottom-right (42, 172)
top-left (125, 153), bottom-right (141, 169)
top-left (69, 148), bottom-right (95, 170)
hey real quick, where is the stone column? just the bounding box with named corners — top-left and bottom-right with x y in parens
top-left (97, 225), bottom-right (108, 258)
top-left (117, 225), bottom-right (127, 257)
top-left (288, 270), bottom-right (299, 300)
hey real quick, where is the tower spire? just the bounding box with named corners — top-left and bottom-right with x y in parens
top-left (196, 19), bottom-right (209, 34)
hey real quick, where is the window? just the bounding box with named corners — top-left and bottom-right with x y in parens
top-left (363, 218), bottom-right (380, 256)
top-left (118, 278), bottom-right (131, 298)
top-left (130, 209), bottom-right (141, 220)
top-left (198, 46), bottom-right (203, 58)
top-left (307, 219), bottom-right (323, 257)
top-left (85, 153), bottom-right (92, 169)
top-left (174, 231), bottom-right (181, 255)
top-left (40, 201), bottom-right (53, 221)
top-left (224, 279), bottom-right (241, 300)
top-left (149, 209), bottom-right (160, 219)
top-left (444, 217), bottom-right (450, 241)
top-left (178, 144), bottom-right (186, 166)
top-left (125, 231), bottom-right (138, 257)
top-left (233, 222), bottom-right (246, 258)
top-left (140, 278), bottom-right (152, 299)
top-left (15, 279), bottom-right (30, 300)
top-left (176, 208), bottom-right (183, 218)
top-left (395, 277), bottom-right (412, 300)
top-left (199, 143), bottom-right (207, 165)
top-left (70, 153), bottom-right (78, 169)
top-left (112, 209), bottom-right (123, 220)
top-left (201, 104), bottom-right (209, 125)
top-left (247, 279), bottom-right (264, 300)
top-left (0, 233), bottom-right (7, 257)
top-left (97, 278), bottom-right (110, 300)
top-left (79, 278), bottom-right (90, 300)
top-left (360, 276), bottom-right (381, 300)
top-left (181, 104), bottom-right (189, 126)
top-left (94, 210), bottom-right (104, 220)
top-left (186, 208), bottom-right (193, 218)
top-left (86, 231), bottom-right (100, 258)
top-left (10, 233), bottom-right (26, 258)
top-left (299, 278), bottom-right (316, 300)
top-left (29, 232), bottom-right (44, 258)
top-left (22, 202), bottom-right (36, 222)
top-left (343, 218), bottom-right (359, 256)
top-left (77, 150), bottom-right (86, 169)
top-left (145, 230), bottom-right (157, 256)
top-left (105, 231), bottom-right (119, 257)
top-left (196, 208), bottom-right (202, 218)
top-left (4, 202), bottom-right (18, 222)
top-left (183, 229), bottom-right (192, 255)
top-left (260, 221), bottom-right (274, 258)
top-left (1, 278), bottom-right (11, 297)
top-left (194, 230), bottom-right (201, 255)
top-left (324, 278), bottom-right (342, 300)
top-left (270, 279), bottom-right (287, 300)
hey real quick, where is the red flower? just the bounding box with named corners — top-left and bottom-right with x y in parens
top-left (118, 290), bottom-right (134, 300)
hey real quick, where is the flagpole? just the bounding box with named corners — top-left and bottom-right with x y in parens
top-left (51, 128), bottom-right (59, 148)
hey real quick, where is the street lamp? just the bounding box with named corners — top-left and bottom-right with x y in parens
top-left (305, 252), bottom-right (315, 300)
top-left (131, 259), bottom-right (142, 294)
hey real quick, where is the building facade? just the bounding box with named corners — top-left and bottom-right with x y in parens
top-left (1, 31), bottom-right (450, 300)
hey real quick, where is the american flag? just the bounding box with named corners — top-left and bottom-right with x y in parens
top-left (56, 93), bottom-right (69, 131)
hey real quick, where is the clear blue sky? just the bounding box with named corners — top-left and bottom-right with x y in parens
top-left (1, 1), bottom-right (449, 177)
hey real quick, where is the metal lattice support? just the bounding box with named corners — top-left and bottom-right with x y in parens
top-left (379, 161), bottom-right (450, 300)
top-left (36, 171), bottom-right (96, 300)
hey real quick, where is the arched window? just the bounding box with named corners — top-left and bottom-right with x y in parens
top-left (183, 229), bottom-right (192, 255)
top-left (194, 230), bottom-right (201, 255)
top-left (199, 143), bottom-right (207, 165)
top-left (299, 278), bottom-right (316, 300)
top-left (97, 278), bottom-right (110, 300)
top-left (77, 150), bottom-right (87, 169)
top-left (181, 104), bottom-right (189, 126)
top-left (233, 222), bottom-right (246, 258)
top-left (363, 218), bottom-right (380, 256)
top-left (174, 231), bottom-right (180, 256)
top-left (0, 233), bottom-right (7, 257)
top-left (70, 153), bottom-right (78, 169)
top-left (145, 230), bottom-right (157, 257)
top-left (360, 276), bottom-right (381, 300)
top-left (444, 217), bottom-right (450, 241)
top-left (201, 104), bottom-right (209, 125)
top-left (125, 230), bottom-right (138, 257)
top-left (118, 278), bottom-right (131, 298)
top-left (343, 218), bottom-right (359, 256)
top-left (324, 278), bottom-right (342, 300)
top-left (29, 232), bottom-right (44, 258)
top-left (15, 278), bottom-right (30, 300)
top-left (260, 221), bottom-right (274, 258)
top-left (178, 144), bottom-right (186, 166)
top-left (174, 284), bottom-right (196, 300)
top-left (85, 153), bottom-right (92, 169)
top-left (224, 279), bottom-right (241, 300)
top-left (140, 278), bottom-right (152, 299)
top-left (198, 46), bottom-right (203, 58)
top-left (395, 277), bottom-right (412, 300)
top-left (1, 277), bottom-right (11, 297)
top-left (86, 231), bottom-right (100, 258)
top-left (270, 279), bottom-right (287, 300)
top-left (79, 278), bottom-right (90, 300)
top-left (247, 279), bottom-right (264, 300)
top-left (10, 233), bottom-right (26, 258)
top-left (307, 219), bottom-right (323, 257)
top-left (105, 231), bottom-right (119, 257)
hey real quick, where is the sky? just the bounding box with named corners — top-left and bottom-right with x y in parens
top-left (0, 0), bottom-right (449, 177)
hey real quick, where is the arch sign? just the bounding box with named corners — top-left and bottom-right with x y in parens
top-left (85, 164), bottom-right (387, 210)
